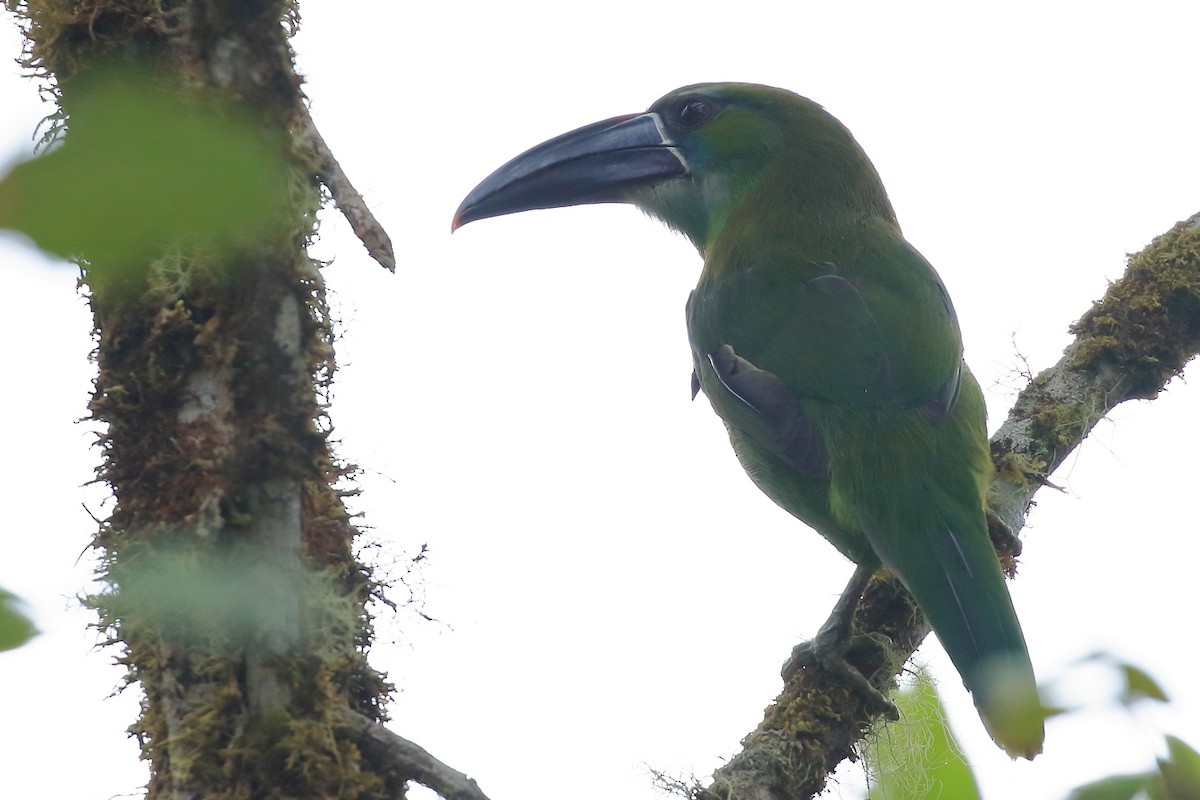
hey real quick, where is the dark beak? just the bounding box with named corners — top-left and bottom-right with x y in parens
top-left (452, 112), bottom-right (687, 231)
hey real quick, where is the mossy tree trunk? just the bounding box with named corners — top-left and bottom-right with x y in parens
top-left (6, 1), bottom-right (409, 797)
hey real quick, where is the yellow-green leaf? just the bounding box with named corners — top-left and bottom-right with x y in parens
top-left (0, 66), bottom-right (288, 272)
top-left (1159, 736), bottom-right (1200, 800)
top-left (1068, 773), bottom-right (1157, 800)
top-left (863, 669), bottom-right (981, 800)
top-left (0, 589), bottom-right (36, 652)
top-left (1120, 663), bottom-right (1170, 705)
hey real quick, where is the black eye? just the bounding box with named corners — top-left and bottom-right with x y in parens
top-left (672, 96), bottom-right (716, 131)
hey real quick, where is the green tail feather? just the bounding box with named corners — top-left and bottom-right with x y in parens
top-left (868, 488), bottom-right (1044, 759)
top-left (823, 373), bottom-right (1044, 758)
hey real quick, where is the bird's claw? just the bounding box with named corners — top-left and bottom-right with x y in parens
top-left (782, 634), bottom-right (898, 720)
top-left (781, 565), bottom-right (898, 720)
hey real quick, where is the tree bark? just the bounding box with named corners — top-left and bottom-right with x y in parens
top-left (5, 1), bottom-right (476, 797)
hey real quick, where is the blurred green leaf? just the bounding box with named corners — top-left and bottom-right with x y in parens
top-left (1076, 652), bottom-right (1170, 708)
top-left (103, 542), bottom-right (354, 648)
top-left (863, 669), bottom-right (981, 800)
top-left (1068, 773), bottom-right (1157, 800)
top-left (0, 66), bottom-right (288, 270)
top-left (1120, 663), bottom-right (1171, 706)
top-left (0, 588), bottom-right (36, 652)
top-left (1160, 736), bottom-right (1200, 800)
top-left (1035, 657), bottom-right (1200, 800)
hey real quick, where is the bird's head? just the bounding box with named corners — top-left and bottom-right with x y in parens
top-left (453, 82), bottom-right (895, 251)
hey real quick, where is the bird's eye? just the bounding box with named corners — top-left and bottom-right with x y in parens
top-left (672, 96), bottom-right (715, 131)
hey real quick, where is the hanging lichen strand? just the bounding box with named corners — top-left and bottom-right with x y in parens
top-left (6, 1), bottom-right (397, 797)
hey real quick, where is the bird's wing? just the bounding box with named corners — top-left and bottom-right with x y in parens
top-left (697, 344), bottom-right (829, 476)
top-left (698, 225), bottom-right (964, 414)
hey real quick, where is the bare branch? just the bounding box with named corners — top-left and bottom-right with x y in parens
top-left (295, 101), bottom-right (397, 272)
top-left (336, 708), bottom-right (494, 800)
top-left (691, 212), bottom-right (1200, 800)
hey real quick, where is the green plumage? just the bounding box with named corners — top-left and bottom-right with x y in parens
top-left (454, 82), bottom-right (1043, 758)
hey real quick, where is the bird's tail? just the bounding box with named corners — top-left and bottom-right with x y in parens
top-left (868, 479), bottom-right (1045, 759)
top-left (826, 379), bottom-right (1044, 758)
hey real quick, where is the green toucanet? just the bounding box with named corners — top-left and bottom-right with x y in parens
top-left (453, 82), bottom-right (1043, 758)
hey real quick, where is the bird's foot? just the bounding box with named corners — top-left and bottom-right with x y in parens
top-left (782, 632), bottom-right (898, 720)
top-left (781, 565), bottom-right (899, 720)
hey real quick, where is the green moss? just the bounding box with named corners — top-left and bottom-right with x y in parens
top-left (1070, 220), bottom-right (1200, 399)
top-left (991, 449), bottom-right (1045, 489)
top-left (6, 1), bottom-right (397, 795)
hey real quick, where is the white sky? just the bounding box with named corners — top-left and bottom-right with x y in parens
top-left (2, 3), bottom-right (1200, 799)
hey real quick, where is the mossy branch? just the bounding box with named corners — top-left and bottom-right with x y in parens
top-left (989, 213), bottom-right (1200, 539)
top-left (689, 212), bottom-right (1200, 800)
top-left (336, 709), bottom-right (494, 800)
